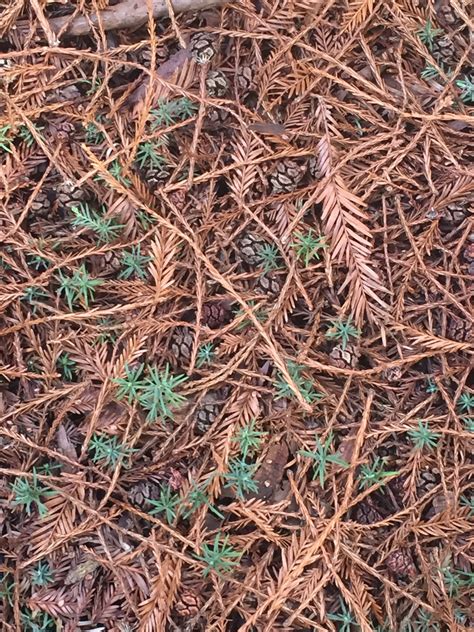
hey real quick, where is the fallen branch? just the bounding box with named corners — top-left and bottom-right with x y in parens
top-left (48, 0), bottom-right (229, 38)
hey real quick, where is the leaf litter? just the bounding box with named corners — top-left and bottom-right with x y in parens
top-left (0, 0), bottom-right (473, 630)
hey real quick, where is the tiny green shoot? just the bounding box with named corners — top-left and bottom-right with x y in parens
top-left (358, 457), bottom-right (399, 491)
top-left (299, 431), bottom-right (349, 488)
top-left (292, 229), bottom-right (326, 267)
top-left (194, 533), bottom-right (242, 577)
top-left (274, 361), bottom-right (322, 404)
top-left (407, 420), bottom-right (440, 451)
top-left (10, 468), bottom-right (55, 518)
top-left (88, 433), bottom-right (134, 469)
top-left (325, 316), bottom-right (360, 351)
top-left (118, 245), bottom-right (151, 280)
top-left (57, 352), bottom-right (77, 381)
top-left (148, 485), bottom-right (181, 524)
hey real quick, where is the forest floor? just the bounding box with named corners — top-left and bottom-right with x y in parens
top-left (0, 0), bottom-right (472, 630)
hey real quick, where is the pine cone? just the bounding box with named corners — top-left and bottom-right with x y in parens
top-left (201, 301), bottom-right (231, 329)
top-left (269, 159), bottom-right (306, 193)
top-left (308, 156), bottom-right (322, 180)
top-left (145, 164), bottom-right (171, 188)
top-left (55, 181), bottom-right (87, 211)
top-left (190, 33), bottom-right (217, 64)
top-left (417, 467), bottom-right (440, 497)
top-left (447, 315), bottom-right (472, 342)
top-left (386, 549), bottom-right (417, 578)
top-left (205, 107), bottom-right (230, 126)
top-left (354, 501), bottom-right (383, 524)
top-left (383, 366), bottom-right (404, 382)
top-left (30, 190), bottom-right (52, 219)
top-left (237, 232), bottom-right (266, 265)
top-left (436, 2), bottom-right (464, 30)
top-left (175, 588), bottom-right (201, 618)
top-left (206, 70), bottom-right (228, 97)
top-left (171, 327), bottom-right (194, 362)
top-left (195, 402), bottom-right (220, 434)
top-left (439, 201), bottom-right (467, 230)
top-left (255, 273), bottom-right (281, 296)
top-left (236, 65), bottom-right (256, 93)
top-left (329, 343), bottom-right (360, 369)
top-left (431, 34), bottom-right (456, 66)
top-left (128, 480), bottom-right (162, 510)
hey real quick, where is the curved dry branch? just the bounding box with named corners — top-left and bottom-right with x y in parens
top-left (48, 0), bottom-right (229, 38)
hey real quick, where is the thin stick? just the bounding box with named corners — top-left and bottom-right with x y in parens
top-left (48, 0), bottom-right (230, 38)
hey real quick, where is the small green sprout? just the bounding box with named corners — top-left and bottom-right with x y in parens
top-left (0, 573), bottom-right (14, 606)
top-left (148, 485), bottom-right (181, 524)
top-left (118, 245), bottom-right (151, 280)
top-left (460, 495), bottom-right (474, 516)
top-left (408, 420), bottom-right (440, 451)
top-left (299, 431), bottom-right (349, 488)
top-left (0, 125), bottom-right (12, 153)
top-left (224, 457), bottom-right (259, 499)
top-left (292, 229), bottom-right (326, 267)
top-left (274, 361), bottom-right (322, 404)
top-left (57, 265), bottom-right (103, 310)
top-left (27, 253), bottom-right (51, 270)
top-left (10, 469), bottom-right (55, 518)
top-left (84, 120), bottom-right (105, 144)
top-left (457, 391), bottom-right (474, 413)
top-left (425, 378), bottom-right (438, 394)
top-left (196, 342), bottom-right (215, 368)
top-left (136, 209), bottom-right (157, 230)
top-left (96, 160), bottom-right (131, 187)
top-left (113, 363), bottom-right (145, 404)
top-left (138, 363), bottom-right (188, 423)
top-left (358, 457), bottom-right (399, 491)
top-left (463, 417), bottom-right (474, 432)
top-left (257, 243), bottom-right (283, 273)
top-left (31, 561), bottom-right (54, 587)
top-left (88, 433), bottom-right (134, 469)
top-left (57, 352), bottom-right (76, 381)
top-left (21, 609), bottom-right (56, 632)
top-left (182, 479), bottom-right (224, 519)
top-left (234, 300), bottom-right (266, 331)
top-left (71, 202), bottom-right (124, 243)
top-left (17, 123), bottom-right (44, 147)
top-left (194, 533), bottom-right (242, 577)
top-left (328, 597), bottom-right (359, 632)
top-left (455, 75), bottom-right (474, 103)
top-left (135, 141), bottom-right (167, 169)
top-left (22, 286), bottom-right (48, 309)
top-left (233, 419), bottom-right (267, 459)
top-left (85, 76), bottom-right (103, 95)
top-left (325, 316), bottom-right (360, 351)
top-left (150, 97), bottom-right (198, 129)
top-left (417, 20), bottom-right (443, 50)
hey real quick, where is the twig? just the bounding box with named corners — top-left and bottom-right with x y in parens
top-left (48, 0), bottom-right (230, 38)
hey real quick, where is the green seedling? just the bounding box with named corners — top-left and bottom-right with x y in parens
top-left (457, 391), bottom-right (473, 413)
top-left (274, 361), bottom-right (322, 404)
top-left (299, 431), bottom-right (349, 488)
top-left (0, 125), bottom-right (12, 153)
top-left (138, 363), bottom-right (188, 423)
top-left (182, 479), bottom-right (224, 519)
top-left (194, 533), bottom-right (242, 577)
top-left (224, 457), bottom-right (259, 499)
top-left (10, 468), bottom-right (55, 518)
top-left (118, 244), bottom-right (151, 280)
top-left (292, 229), bottom-right (326, 267)
top-left (71, 202), bottom-right (123, 243)
top-left (31, 561), bottom-right (54, 587)
top-left (257, 243), bottom-right (283, 272)
top-left (325, 316), bottom-right (360, 350)
top-left (114, 363), bottom-right (145, 404)
top-left (233, 419), bottom-right (267, 459)
top-left (148, 485), bottom-right (181, 524)
top-left (328, 597), bottom-right (360, 631)
top-left (196, 342), bottom-right (215, 368)
top-left (358, 457), bottom-right (399, 491)
top-left (150, 97), bottom-right (198, 129)
top-left (57, 265), bottom-right (103, 310)
top-left (456, 75), bottom-right (474, 103)
top-left (135, 140), bottom-right (167, 169)
top-left (57, 352), bottom-right (76, 381)
top-left (88, 433), bottom-right (135, 469)
top-left (18, 123), bottom-right (44, 147)
top-left (408, 420), bottom-right (440, 451)
top-left (417, 20), bottom-right (443, 50)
